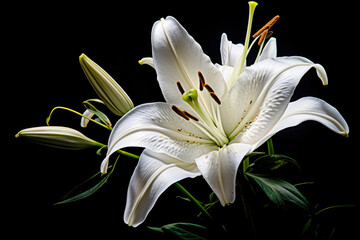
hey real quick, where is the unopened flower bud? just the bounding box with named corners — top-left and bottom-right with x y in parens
top-left (79, 54), bottom-right (134, 116)
top-left (15, 126), bottom-right (102, 150)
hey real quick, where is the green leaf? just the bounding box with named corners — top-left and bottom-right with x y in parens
top-left (302, 205), bottom-right (356, 238)
top-left (247, 154), bottom-right (301, 173)
top-left (176, 196), bottom-right (191, 202)
top-left (54, 155), bottom-right (119, 205)
top-left (83, 99), bottom-right (112, 128)
top-left (149, 223), bottom-right (208, 240)
top-left (246, 173), bottom-right (308, 209)
top-left (314, 205), bottom-right (357, 216)
top-left (147, 226), bottom-right (164, 233)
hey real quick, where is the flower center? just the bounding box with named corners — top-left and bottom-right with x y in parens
top-left (171, 72), bottom-right (229, 147)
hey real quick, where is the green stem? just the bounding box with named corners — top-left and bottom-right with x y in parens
top-left (266, 138), bottom-right (274, 155)
top-left (175, 182), bottom-right (214, 222)
top-left (47, 106), bottom-right (112, 130)
top-left (237, 178), bottom-right (257, 239)
top-left (117, 149), bottom-right (140, 160)
top-left (96, 142), bottom-right (140, 160)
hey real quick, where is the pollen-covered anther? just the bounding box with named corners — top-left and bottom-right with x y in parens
top-left (176, 81), bottom-right (185, 95)
top-left (258, 29), bottom-right (273, 46)
top-left (252, 15), bottom-right (280, 38)
top-left (183, 111), bottom-right (199, 121)
top-left (198, 71), bottom-right (205, 91)
top-left (210, 92), bottom-right (221, 105)
top-left (265, 30), bottom-right (273, 39)
top-left (204, 84), bottom-right (214, 93)
top-left (171, 105), bottom-right (189, 120)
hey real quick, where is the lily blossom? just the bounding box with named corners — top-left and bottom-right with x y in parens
top-left (101, 11), bottom-right (348, 227)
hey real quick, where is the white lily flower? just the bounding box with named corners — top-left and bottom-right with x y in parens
top-left (102, 9), bottom-right (348, 227)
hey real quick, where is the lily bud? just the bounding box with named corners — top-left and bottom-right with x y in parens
top-left (15, 126), bottom-right (102, 150)
top-left (79, 54), bottom-right (134, 116)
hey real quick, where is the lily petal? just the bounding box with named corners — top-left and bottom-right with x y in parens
top-left (80, 109), bottom-right (95, 128)
top-left (220, 33), bottom-right (245, 67)
top-left (226, 56), bottom-right (328, 141)
top-left (124, 149), bottom-right (200, 227)
top-left (250, 97), bottom-right (349, 151)
top-left (152, 16), bottom-right (226, 107)
top-left (101, 102), bottom-right (217, 173)
top-left (258, 37), bottom-right (277, 62)
top-left (195, 143), bottom-right (251, 206)
top-left (138, 57), bottom-right (154, 68)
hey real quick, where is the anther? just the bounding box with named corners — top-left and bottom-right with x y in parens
top-left (171, 105), bottom-right (189, 120)
top-left (252, 15), bottom-right (280, 38)
top-left (258, 30), bottom-right (274, 46)
top-left (198, 71), bottom-right (205, 91)
top-left (258, 30), bottom-right (267, 46)
top-left (210, 92), bottom-right (221, 105)
top-left (183, 111), bottom-right (199, 121)
top-left (204, 84), bottom-right (214, 93)
top-left (176, 81), bottom-right (185, 95)
top-left (265, 30), bottom-right (273, 39)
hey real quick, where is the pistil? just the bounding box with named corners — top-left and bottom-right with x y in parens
top-left (229, 1), bottom-right (258, 88)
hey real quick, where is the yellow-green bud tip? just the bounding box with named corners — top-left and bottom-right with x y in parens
top-left (79, 53), bottom-right (86, 61)
top-left (138, 59), bottom-right (144, 65)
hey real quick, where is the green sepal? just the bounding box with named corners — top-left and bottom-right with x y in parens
top-left (82, 99), bottom-right (112, 128)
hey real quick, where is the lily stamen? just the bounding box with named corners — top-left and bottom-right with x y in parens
top-left (183, 111), bottom-right (199, 121)
top-left (171, 105), bottom-right (190, 120)
top-left (210, 92), bottom-right (221, 105)
top-left (252, 15), bottom-right (280, 38)
top-left (204, 84), bottom-right (214, 93)
top-left (176, 81), bottom-right (185, 95)
top-left (258, 29), bottom-right (268, 46)
top-left (198, 71), bottom-right (205, 91)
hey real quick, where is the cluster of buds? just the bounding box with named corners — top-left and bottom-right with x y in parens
top-left (16, 54), bottom-right (133, 150)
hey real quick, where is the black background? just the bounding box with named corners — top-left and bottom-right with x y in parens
top-left (5, 0), bottom-right (359, 239)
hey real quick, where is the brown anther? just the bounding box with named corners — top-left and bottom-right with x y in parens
top-left (183, 111), bottom-right (199, 121)
top-left (265, 30), bottom-right (273, 39)
top-left (204, 84), bottom-right (214, 93)
top-left (210, 92), bottom-right (221, 105)
top-left (252, 15), bottom-right (280, 38)
top-left (171, 105), bottom-right (189, 120)
top-left (176, 81), bottom-right (185, 95)
top-left (198, 71), bottom-right (205, 91)
top-left (258, 30), bottom-right (274, 46)
top-left (258, 30), bottom-right (268, 46)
